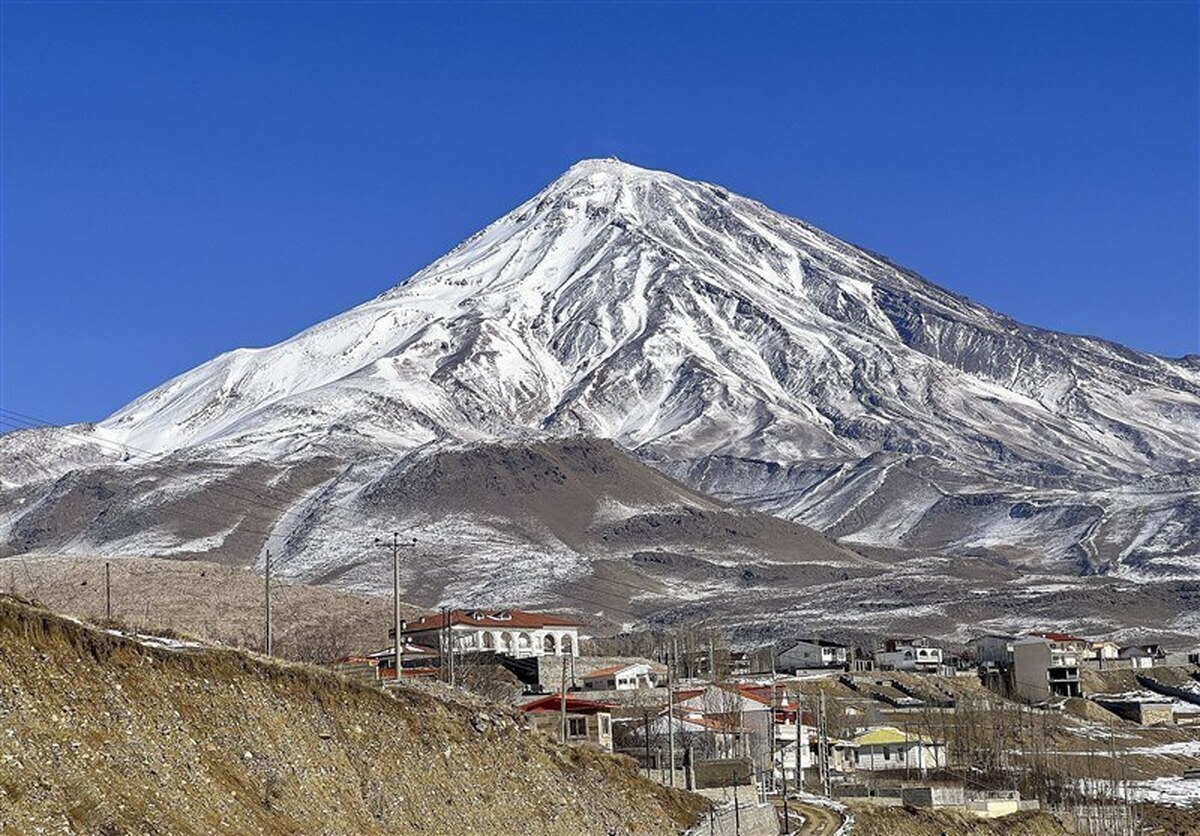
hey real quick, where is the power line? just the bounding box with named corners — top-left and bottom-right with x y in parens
top-left (0, 407), bottom-right (714, 629)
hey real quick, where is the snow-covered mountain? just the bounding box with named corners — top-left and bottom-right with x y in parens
top-left (3, 159), bottom-right (1198, 632)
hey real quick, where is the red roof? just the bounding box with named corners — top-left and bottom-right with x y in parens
top-left (405, 609), bottom-right (581, 632)
top-left (734, 684), bottom-right (781, 706)
top-left (1030, 631), bottom-right (1085, 643)
top-left (668, 708), bottom-right (745, 733)
top-left (521, 694), bottom-right (616, 715)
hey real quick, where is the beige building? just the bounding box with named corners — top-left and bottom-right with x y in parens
top-left (521, 694), bottom-right (614, 751)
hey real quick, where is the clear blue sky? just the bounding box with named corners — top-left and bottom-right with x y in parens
top-left (2, 2), bottom-right (1197, 425)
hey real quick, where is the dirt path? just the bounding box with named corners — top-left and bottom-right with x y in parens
top-left (773, 798), bottom-right (844, 836)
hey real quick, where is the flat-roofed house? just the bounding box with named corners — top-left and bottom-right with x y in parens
top-left (1012, 633), bottom-right (1083, 702)
top-left (967, 634), bottom-right (1017, 666)
top-left (876, 638), bottom-right (943, 673)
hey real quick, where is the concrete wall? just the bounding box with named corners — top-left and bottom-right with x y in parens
top-left (1013, 639), bottom-right (1051, 702)
top-left (967, 798), bottom-right (1021, 818)
top-left (900, 785), bottom-right (965, 808)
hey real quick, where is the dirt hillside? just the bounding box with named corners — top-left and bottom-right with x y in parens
top-left (848, 805), bottom-right (1070, 835)
top-left (0, 555), bottom-right (417, 660)
top-left (0, 594), bottom-right (705, 835)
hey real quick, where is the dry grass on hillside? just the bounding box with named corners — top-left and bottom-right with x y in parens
top-left (0, 593), bottom-right (707, 835)
top-left (848, 805), bottom-right (1071, 836)
top-left (0, 555), bottom-right (421, 660)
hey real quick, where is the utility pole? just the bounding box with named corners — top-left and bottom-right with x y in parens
top-left (263, 550), bottom-right (272, 656)
top-left (448, 618), bottom-right (456, 687)
top-left (818, 691), bottom-right (831, 797)
top-left (374, 533), bottom-right (415, 682)
top-left (560, 657), bottom-right (569, 743)
top-left (667, 637), bottom-right (677, 787)
top-left (643, 709), bottom-right (652, 779)
top-left (104, 561), bottom-right (111, 622)
top-left (781, 753), bottom-right (790, 834)
top-left (440, 605), bottom-right (449, 683)
top-left (768, 685), bottom-right (776, 795)
top-left (733, 772), bottom-right (741, 835)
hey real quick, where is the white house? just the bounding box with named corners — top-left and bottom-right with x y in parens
top-left (580, 661), bottom-right (664, 691)
top-left (876, 638), bottom-right (943, 673)
top-left (404, 609), bottom-right (581, 659)
top-left (1086, 640), bottom-right (1121, 661)
top-left (851, 726), bottom-right (946, 772)
top-left (778, 639), bottom-right (848, 671)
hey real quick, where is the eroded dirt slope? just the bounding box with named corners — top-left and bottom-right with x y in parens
top-left (0, 595), bottom-right (704, 835)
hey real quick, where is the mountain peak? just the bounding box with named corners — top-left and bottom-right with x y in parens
top-left (549, 158), bottom-right (681, 197)
top-left (559, 156), bottom-right (657, 179)
top-left (4, 160), bottom-right (1198, 587)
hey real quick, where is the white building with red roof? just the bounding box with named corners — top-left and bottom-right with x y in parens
top-left (404, 608), bottom-right (581, 659)
top-left (580, 661), bottom-right (665, 691)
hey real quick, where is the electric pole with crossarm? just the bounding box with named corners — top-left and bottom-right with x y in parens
top-left (375, 533), bottom-right (416, 681)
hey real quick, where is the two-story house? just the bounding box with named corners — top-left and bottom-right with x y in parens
top-left (875, 638), bottom-right (943, 673)
top-left (1012, 632), bottom-right (1084, 702)
top-left (778, 639), bottom-right (849, 672)
top-left (404, 608), bottom-right (581, 659)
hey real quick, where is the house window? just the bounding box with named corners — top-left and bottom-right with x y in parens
top-left (883, 749), bottom-right (890, 761)
top-left (567, 717), bottom-right (587, 738)
top-left (599, 715), bottom-right (610, 736)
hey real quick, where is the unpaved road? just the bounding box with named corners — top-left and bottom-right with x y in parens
top-left (774, 798), bottom-right (844, 836)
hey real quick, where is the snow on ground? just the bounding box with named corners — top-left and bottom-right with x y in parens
top-left (1125, 776), bottom-right (1200, 807)
top-left (103, 629), bottom-right (206, 652)
top-left (75, 525), bottom-right (240, 559)
top-left (1128, 740), bottom-right (1200, 758)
